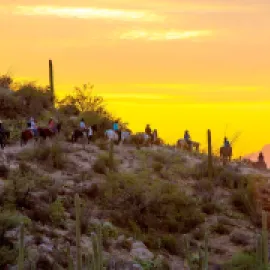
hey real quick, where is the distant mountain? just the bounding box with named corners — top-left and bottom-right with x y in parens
top-left (244, 144), bottom-right (270, 168)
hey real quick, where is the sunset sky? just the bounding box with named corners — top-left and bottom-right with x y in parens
top-left (1, 0), bottom-right (270, 156)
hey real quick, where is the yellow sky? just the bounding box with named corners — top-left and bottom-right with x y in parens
top-left (1, 0), bottom-right (270, 156)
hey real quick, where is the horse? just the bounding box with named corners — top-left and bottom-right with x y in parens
top-left (121, 131), bottom-right (131, 144)
top-left (21, 129), bottom-right (37, 146)
top-left (0, 130), bottom-right (10, 149)
top-left (220, 146), bottom-right (232, 165)
top-left (105, 129), bottom-right (119, 144)
top-left (152, 137), bottom-right (164, 146)
top-left (177, 139), bottom-right (200, 152)
top-left (21, 127), bottom-right (58, 146)
top-left (252, 161), bottom-right (267, 170)
top-left (131, 133), bottom-right (151, 147)
top-left (71, 128), bottom-right (93, 144)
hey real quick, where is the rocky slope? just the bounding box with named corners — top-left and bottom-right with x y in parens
top-left (0, 138), bottom-right (269, 269)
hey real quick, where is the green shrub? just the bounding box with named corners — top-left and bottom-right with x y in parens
top-left (93, 154), bottom-right (117, 174)
top-left (49, 198), bottom-right (65, 226)
top-left (101, 172), bottom-right (204, 237)
top-left (223, 252), bottom-right (256, 270)
top-left (231, 183), bottom-right (258, 223)
top-left (4, 168), bottom-right (53, 209)
top-left (160, 234), bottom-right (178, 255)
top-left (0, 246), bottom-right (17, 267)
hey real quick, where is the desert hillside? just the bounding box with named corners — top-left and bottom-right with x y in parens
top-left (1, 136), bottom-right (270, 269)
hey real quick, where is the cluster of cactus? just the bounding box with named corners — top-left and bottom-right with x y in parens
top-left (67, 194), bottom-right (105, 270)
top-left (184, 211), bottom-right (270, 270)
top-left (255, 210), bottom-right (269, 269)
top-left (184, 231), bottom-right (209, 270)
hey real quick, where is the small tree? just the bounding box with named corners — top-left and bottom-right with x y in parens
top-left (0, 74), bottom-right (13, 89)
top-left (58, 83), bottom-right (105, 113)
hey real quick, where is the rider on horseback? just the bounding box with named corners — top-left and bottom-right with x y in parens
top-left (79, 118), bottom-right (88, 137)
top-left (80, 118), bottom-right (86, 131)
top-left (113, 120), bottom-right (121, 144)
top-left (258, 152), bottom-right (265, 163)
top-left (223, 137), bottom-right (230, 148)
top-left (29, 117), bottom-right (38, 137)
top-left (48, 117), bottom-right (57, 133)
top-left (184, 130), bottom-right (192, 146)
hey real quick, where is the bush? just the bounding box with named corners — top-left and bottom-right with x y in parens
top-left (58, 104), bottom-right (80, 116)
top-left (93, 154), bottom-right (116, 174)
top-left (49, 198), bottom-right (65, 226)
top-left (19, 142), bottom-right (66, 170)
top-left (0, 93), bottom-right (25, 118)
top-left (4, 167), bottom-right (53, 208)
top-left (223, 252), bottom-right (256, 270)
top-left (160, 234), bottom-right (178, 254)
top-left (0, 165), bottom-right (9, 179)
top-left (101, 172), bottom-right (204, 237)
top-left (0, 246), bottom-right (17, 267)
top-left (0, 210), bottom-right (30, 240)
top-left (231, 183), bottom-right (258, 223)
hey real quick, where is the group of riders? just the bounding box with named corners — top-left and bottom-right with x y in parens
top-left (77, 119), bottom-right (159, 144)
top-left (182, 129), bottom-right (231, 148)
top-left (25, 117), bottom-right (59, 137)
top-left (0, 118), bottom-right (267, 164)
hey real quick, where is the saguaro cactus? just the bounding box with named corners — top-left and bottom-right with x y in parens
top-left (207, 129), bottom-right (213, 180)
top-left (108, 140), bottom-right (114, 171)
top-left (91, 224), bottom-right (104, 270)
top-left (262, 211), bottom-right (268, 269)
top-left (18, 223), bottom-right (25, 270)
top-left (202, 232), bottom-right (209, 270)
top-left (75, 194), bottom-right (82, 270)
top-left (49, 59), bottom-right (55, 107)
top-left (67, 244), bottom-right (74, 270)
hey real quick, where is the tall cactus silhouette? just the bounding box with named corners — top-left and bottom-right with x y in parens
top-left (255, 211), bottom-right (269, 269)
top-left (18, 223), bottom-right (25, 270)
top-left (262, 211), bottom-right (268, 269)
top-left (91, 224), bottom-right (104, 269)
top-left (108, 140), bottom-right (114, 171)
top-left (67, 244), bottom-right (74, 270)
top-left (49, 59), bottom-right (55, 108)
top-left (202, 232), bottom-right (209, 270)
top-left (207, 129), bottom-right (213, 180)
top-left (75, 194), bottom-right (82, 270)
